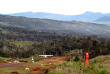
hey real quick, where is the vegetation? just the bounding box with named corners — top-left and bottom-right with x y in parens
top-left (0, 14), bottom-right (110, 37)
top-left (0, 24), bottom-right (65, 41)
top-left (0, 14), bottom-right (109, 59)
top-left (0, 57), bottom-right (11, 63)
top-left (0, 62), bottom-right (42, 74)
top-left (74, 55), bottom-right (80, 62)
top-left (48, 55), bottom-right (110, 74)
top-left (0, 36), bottom-right (109, 58)
top-left (0, 14), bottom-right (109, 74)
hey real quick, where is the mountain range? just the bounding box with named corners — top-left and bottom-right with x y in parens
top-left (4, 11), bottom-right (110, 25)
top-left (0, 14), bottom-right (110, 37)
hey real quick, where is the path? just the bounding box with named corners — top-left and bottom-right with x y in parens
top-left (0, 63), bottom-right (29, 68)
top-left (0, 56), bottom-right (73, 74)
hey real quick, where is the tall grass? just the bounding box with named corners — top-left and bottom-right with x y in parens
top-left (48, 55), bottom-right (110, 74)
top-left (0, 57), bottom-right (11, 63)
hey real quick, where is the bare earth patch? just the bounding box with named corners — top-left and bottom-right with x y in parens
top-left (0, 56), bottom-right (72, 74)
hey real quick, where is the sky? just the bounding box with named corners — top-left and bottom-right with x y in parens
top-left (0, 0), bottom-right (110, 15)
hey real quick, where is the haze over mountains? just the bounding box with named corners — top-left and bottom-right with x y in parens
top-left (4, 11), bottom-right (110, 25)
top-left (0, 14), bottom-right (110, 37)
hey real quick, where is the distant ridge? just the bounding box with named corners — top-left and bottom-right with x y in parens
top-left (94, 16), bottom-right (110, 25)
top-left (3, 11), bottom-right (110, 24)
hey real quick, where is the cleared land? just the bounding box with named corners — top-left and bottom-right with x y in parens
top-left (0, 56), bottom-right (70, 74)
top-left (0, 55), bottom-right (109, 74)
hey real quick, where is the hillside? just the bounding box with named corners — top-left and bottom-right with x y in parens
top-left (48, 55), bottom-right (110, 74)
top-left (95, 16), bottom-right (110, 25)
top-left (0, 24), bottom-right (65, 41)
top-left (6, 11), bottom-right (110, 25)
top-left (0, 15), bottom-right (110, 37)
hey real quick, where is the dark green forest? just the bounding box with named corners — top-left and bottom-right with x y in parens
top-left (0, 36), bottom-right (110, 58)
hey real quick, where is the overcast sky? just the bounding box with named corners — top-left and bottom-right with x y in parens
top-left (0, 0), bottom-right (110, 15)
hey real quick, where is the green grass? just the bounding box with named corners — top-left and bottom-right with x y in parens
top-left (64, 49), bottom-right (82, 56)
top-left (48, 55), bottom-right (110, 74)
top-left (0, 57), bottom-right (11, 63)
top-left (0, 28), bottom-right (9, 34)
top-left (0, 55), bottom-right (110, 74)
top-left (18, 56), bottom-right (46, 62)
top-left (0, 22), bottom-right (9, 26)
top-left (90, 55), bottom-right (110, 72)
top-left (0, 56), bottom-right (45, 63)
top-left (0, 67), bottom-right (31, 74)
top-left (10, 41), bottom-right (34, 47)
top-left (0, 62), bottom-right (42, 74)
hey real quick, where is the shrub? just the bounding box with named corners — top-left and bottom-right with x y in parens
top-left (18, 59), bottom-right (27, 62)
top-left (34, 57), bottom-right (41, 62)
top-left (99, 69), bottom-right (109, 74)
top-left (0, 58), bottom-right (6, 63)
top-left (74, 55), bottom-right (80, 62)
top-left (98, 65), bottom-right (103, 68)
top-left (0, 58), bottom-right (3, 62)
top-left (65, 58), bottom-right (70, 62)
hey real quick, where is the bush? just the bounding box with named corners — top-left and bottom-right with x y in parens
top-left (65, 58), bottom-right (70, 62)
top-left (98, 65), bottom-right (103, 68)
top-left (34, 57), bottom-right (41, 62)
top-left (0, 58), bottom-right (6, 63)
top-left (0, 58), bottom-right (3, 62)
top-left (74, 55), bottom-right (80, 62)
top-left (18, 59), bottom-right (27, 62)
top-left (99, 69), bottom-right (109, 74)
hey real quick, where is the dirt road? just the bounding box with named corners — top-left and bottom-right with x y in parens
top-left (0, 63), bottom-right (29, 68)
top-left (32, 56), bottom-right (73, 74)
top-left (0, 56), bottom-right (73, 74)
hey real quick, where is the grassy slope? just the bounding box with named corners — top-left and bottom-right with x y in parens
top-left (48, 55), bottom-right (110, 74)
top-left (90, 55), bottom-right (110, 72)
top-left (10, 41), bottom-right (34, 48)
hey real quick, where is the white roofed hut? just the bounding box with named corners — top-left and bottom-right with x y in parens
top-left (39, 55), bottom-right (53, 58)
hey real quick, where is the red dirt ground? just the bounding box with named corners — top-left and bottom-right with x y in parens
top-left (31, 56), bottom-right (73, 74)
top-left (39, 56), bottom-right (73, 63)
top-left (32, 65), bottom-right (56, 74)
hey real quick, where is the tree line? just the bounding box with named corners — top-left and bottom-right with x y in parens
top-left (0, 36), bottom-right (109, 58)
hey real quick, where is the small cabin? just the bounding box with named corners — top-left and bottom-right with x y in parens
top-left (39, 55), bottom-right (53, 58)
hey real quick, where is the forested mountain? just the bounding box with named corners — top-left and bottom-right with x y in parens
top-left (0, 24), bottom-right (65, 41)
top-left (0, 14), bottom-right (110, 37)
